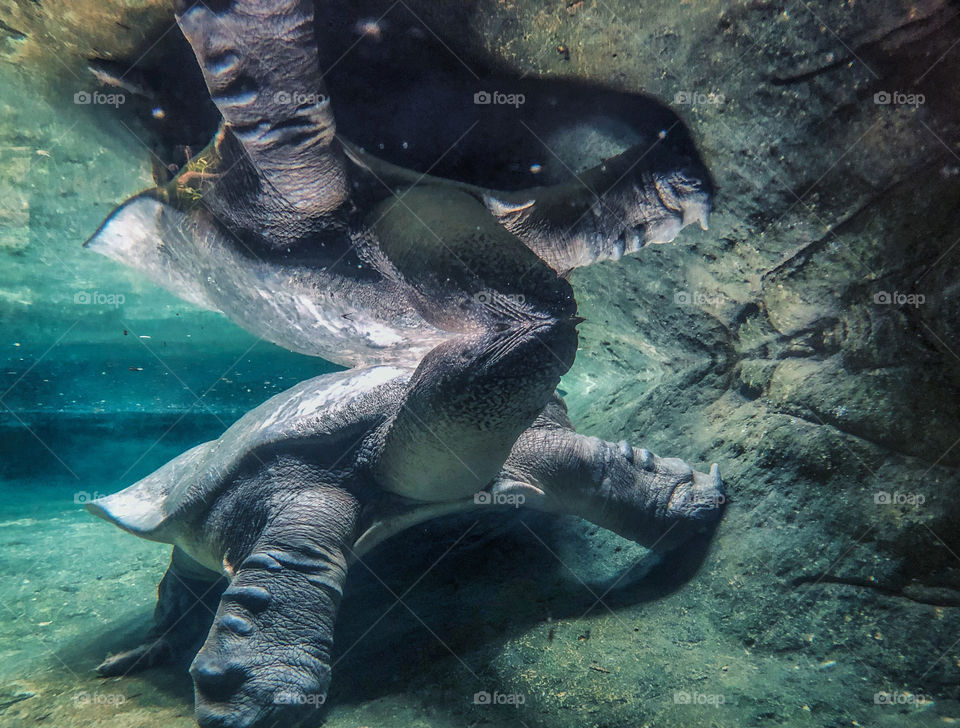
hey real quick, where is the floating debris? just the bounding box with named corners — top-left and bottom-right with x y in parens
top-left (354, 18), bottom-right (385, 42)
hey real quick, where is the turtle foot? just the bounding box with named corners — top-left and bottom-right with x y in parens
top-left (487, 142), bottom-right (713, 270)
top-left (592, 149), bottom-right (713, 259)
top-left (191, 562), bottom-right (337, 728)
top-left (97, 638), bottom-right (175, 676)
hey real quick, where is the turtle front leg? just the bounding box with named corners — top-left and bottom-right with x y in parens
top-left (191, 484), bottom-right (360, 728)
top-left (496, 418), bottom-right (725, 551)
top-left (98, 547), bottom-right (225, 677)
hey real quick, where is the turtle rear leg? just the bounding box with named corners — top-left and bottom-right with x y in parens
top-left (98, 547), bottom-right (225, 677)
top-left (191, 482), bottom-right (360, 728)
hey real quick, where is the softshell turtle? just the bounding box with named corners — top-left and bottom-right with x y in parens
top-left (88, 365), bottom-right (724, 728)
top-left (81, 4), bottom-right (726, 726)
top-left (84, 0), bottom-right (712, 366)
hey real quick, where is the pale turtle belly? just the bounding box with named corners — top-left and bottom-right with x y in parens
top-left (171, 207), bottom-right (453, 367)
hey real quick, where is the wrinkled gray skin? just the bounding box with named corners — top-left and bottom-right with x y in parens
top-left (84, 0), bottom-right (711, 367)
top-left (88, 366), bottom-right (724, 728)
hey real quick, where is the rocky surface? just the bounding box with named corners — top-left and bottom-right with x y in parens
top-left (1, 1), bottom-right (958, 727)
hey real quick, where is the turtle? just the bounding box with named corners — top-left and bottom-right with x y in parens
top-left (81, 5), bottom-right (727, 725)
top-left (87, 364), bottom-right (725, 728)
top-left (83, 0), bottom-right (713, 367)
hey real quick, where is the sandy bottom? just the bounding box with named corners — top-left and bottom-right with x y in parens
top-left (0, 472), bottom-right (952, 728)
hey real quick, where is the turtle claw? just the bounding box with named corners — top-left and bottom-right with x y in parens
top-left (664, 459), bottom-right (726, 523)
top-left (96, 639), bottom-right (175, 677)
top-left (641, 186), bottom-right (710, 246)
top-left (682, 196), bottom-right (711, 231)
top-left (643, 215), bottom-right (684, 246)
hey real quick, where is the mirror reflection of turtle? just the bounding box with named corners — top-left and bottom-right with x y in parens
top-left (84, 0), bottom-right (712, 367)
top-left (82, 2), bottom-right (724, 727)
top-left (87, 365), bottom-right (724, 728)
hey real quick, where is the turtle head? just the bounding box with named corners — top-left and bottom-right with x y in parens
top-left (371, 316), bottom-right (579, 502)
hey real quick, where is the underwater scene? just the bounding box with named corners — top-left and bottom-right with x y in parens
top-left (1, 1), bottom-right (959, 727)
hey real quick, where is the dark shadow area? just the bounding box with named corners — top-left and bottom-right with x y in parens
top-left (329, 508), bottom-right (720, 708)
top-left (55, 610), bottom-right (198, 709)
top-left (90, 0), bottom-right (710, 197)
top-left (314, 1), bottom-right (709, 192)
